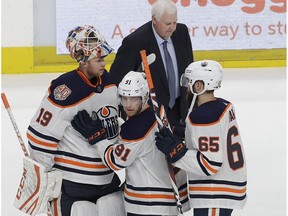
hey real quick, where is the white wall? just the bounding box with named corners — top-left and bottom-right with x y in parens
top-left (2, 0), bottom-right (56, 47)
top-left (2, 0), bottom-right (34, 47)
top-left (33, 0), bottom-right (56, 46)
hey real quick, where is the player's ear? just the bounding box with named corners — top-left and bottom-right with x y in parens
top-left (194, 81), bottom-right (204, 93)
top-left (79, 61), bottom-right (88, 69)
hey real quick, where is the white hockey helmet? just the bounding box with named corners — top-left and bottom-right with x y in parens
top-left (180, 60), bottom-right (223, 95)
top-left (118, 71), bottom-right (149, 110)
top-left (66, 25), bottom-right (113, 62)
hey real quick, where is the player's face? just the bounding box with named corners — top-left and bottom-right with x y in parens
top-left (153, 12), bottom-right (177, 40)
top-left (85, 57), bottom-right (106, 79)
top-left (121, 96), bottom-right (142, 118)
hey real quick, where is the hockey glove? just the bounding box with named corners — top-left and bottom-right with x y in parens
top-left (172, 122), bottom-right (186, 140)
top-left (155, 127), bottom-right (188, 163)
top-left (71, 110), bottom-right (107, 145)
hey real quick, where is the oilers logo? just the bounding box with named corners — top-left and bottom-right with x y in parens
top-left (94, 106), bottom-right (118, 140)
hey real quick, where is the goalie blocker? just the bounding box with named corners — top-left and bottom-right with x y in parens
top-left (14, 157), bottom-right (62, 216)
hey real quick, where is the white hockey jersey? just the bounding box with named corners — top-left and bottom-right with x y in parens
top-left (27, 69), bottom-right (119, 185)
top-left (175, 98), bottom-right (247, 209)
top-left (96, 108), bottom-right (190, 215)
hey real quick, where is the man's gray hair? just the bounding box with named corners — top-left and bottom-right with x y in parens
top-left (151, 0), bottom-right (177, 20)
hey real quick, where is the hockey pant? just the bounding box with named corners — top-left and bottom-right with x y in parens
top-left (194, 208), bottom-right (233, 216)
top-left (53, 174), bottom-right (124, 216)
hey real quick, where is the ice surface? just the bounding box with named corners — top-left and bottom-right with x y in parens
top-left (1, 67), bottom-right (286, 215)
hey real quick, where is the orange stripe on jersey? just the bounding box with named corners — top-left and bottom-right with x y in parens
top-left (104, 84), bottom-right (117, 89)
top-left (201, 155), bottom-right (218, 174)
top-left (47, 92), bottom-right (94, 108)
top-left (53, 199), bottom-right (58, 216)
top-left (121, 121), bottom-right (157, 142)
top-left (190, 186), bottom-right (246, 194)
top-left (27, 133), bottom-right (57, 148)
top-left (125, 188), bottom-right (175, 200)
top-left (189, 103), bottom-right (232, 126)
top-left (77, 69), bottom-right (115, 89)
top-left (212, 208), bottom-right (216, 216)
top-left (54, 157), bottom-right (107, 169)
top-left (77, 69), bottom-right (102, 87)
top-left (105, 146), bottom-right (121, 171)
top-left (180, 189), bottom-right (188, 198)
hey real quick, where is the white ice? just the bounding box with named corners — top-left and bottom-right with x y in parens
top-left (1, 67), bottom-right (286, 216)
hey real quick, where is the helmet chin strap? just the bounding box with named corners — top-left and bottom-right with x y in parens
top-left (140, 94), bottom-right (149, 113)
top-left (187, 93), bottom-right (197, 119)
top-left (186, 84), bottom-right (205, 119)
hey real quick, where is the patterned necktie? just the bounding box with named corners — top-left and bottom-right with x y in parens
top-left (163, 40), bottom-right (176, 108)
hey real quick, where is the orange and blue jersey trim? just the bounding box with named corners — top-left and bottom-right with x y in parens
top-left (197, 151), bottom-right (222, 176)
top-left (188, 179), bottom-right (247, 201)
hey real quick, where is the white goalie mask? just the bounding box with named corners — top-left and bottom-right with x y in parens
top-left (118, 71), bottom-right (149, 111)
top-left (66, 25), bottom-right (113, 62)
top-left (180, 60), bottom-right (223, 95)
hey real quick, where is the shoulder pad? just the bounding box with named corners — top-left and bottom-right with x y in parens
top-left (48, 70), bottom-right (115, 107)
top-left (189, 98), bottom-right (231, 125)
top-left (120, 108), bottom-right (156, 140)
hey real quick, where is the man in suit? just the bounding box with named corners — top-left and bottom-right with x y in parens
top-left (110, 0), bottom-right (194, 126)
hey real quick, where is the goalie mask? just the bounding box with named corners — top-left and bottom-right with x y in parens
top-left (118, 71), bottom-right (149, 111)
top-left (66, 25), bottom-right (113, 62)
top-left (180, 60), bottom-right (223, 95)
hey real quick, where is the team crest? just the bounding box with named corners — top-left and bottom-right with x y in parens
top-left (94, 106), bottom-right (119, 139)
top-left (54, 85), bottom-right (71, 100)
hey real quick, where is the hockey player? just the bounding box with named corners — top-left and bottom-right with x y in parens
top-left (27, 25), bottom-right (125, 216)
top-left (71, 71), bottom-right (190, 215)
top-left (155, 60), bottom-right (247, 216)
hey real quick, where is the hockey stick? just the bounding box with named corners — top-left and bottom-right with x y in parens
top-left (137, 53), bottom-right (156, 71)
top-left (2, 92), bottom-right (56, 216)
top-left (118, 53), bottom-right (157, 121)
top-left (1, 92), bottom-right (29, 157)
top-left (140, 50), bottom-right (184, 216)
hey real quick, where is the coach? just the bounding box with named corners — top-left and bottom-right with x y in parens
top-left (109, 0), bottom-right (194, 125)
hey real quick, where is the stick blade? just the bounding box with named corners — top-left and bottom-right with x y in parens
top-left (136, 53), bottom-right (156, 72)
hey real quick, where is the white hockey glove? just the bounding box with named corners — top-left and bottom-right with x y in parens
top-left (14, 157), bottom-right (62, 216)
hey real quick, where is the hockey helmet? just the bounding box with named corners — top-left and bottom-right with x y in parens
top-left (66, 25), bottom-right (113, 62)
top-left (118, 71), bottom-right (149, 110)
top-left (180, 60), bottom-right (223, 95)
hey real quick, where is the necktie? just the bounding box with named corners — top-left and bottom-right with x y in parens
top-left (163, 41), bottom-right (176, 108)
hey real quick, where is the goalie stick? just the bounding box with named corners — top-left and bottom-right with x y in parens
top-left (1, 92), bottom-right (29, 157)
top-left (1, 92), bottom-right (57, 216)
top-left (140, 50), bottom-right (184, 216)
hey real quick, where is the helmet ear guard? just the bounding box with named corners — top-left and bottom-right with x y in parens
top-left (181, 60), bottom-right (223, 95)
top-left (65, 25), bottom-right (113, 62)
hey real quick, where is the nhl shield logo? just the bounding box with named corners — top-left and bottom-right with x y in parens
top-left (54, 84), bottom-right (71, 100)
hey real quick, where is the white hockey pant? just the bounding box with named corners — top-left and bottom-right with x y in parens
top-left (70, 190), bottom-right (125, 216)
